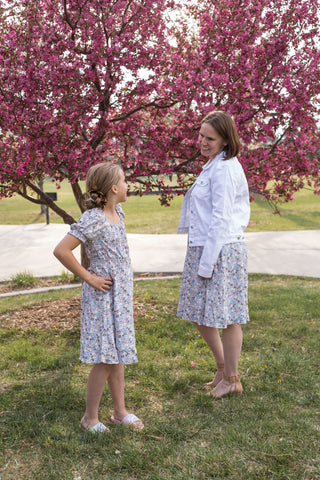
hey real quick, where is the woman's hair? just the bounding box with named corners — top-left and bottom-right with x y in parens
top-left (201, 110), bottom-right (240, 160)
top-left (85, 162), bottom-right (123, 210)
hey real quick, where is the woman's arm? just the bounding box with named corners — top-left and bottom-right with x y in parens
top-left (198, 165), bottom-right (236, 279)
top-left (53, 234), bottom-right (113, 293)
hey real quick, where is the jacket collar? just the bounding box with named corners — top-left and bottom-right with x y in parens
top-left (202, 151), bottom-right (226, 171)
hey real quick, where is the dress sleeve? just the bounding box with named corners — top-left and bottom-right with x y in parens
top-left (69, 209), bottom-right (106, 243)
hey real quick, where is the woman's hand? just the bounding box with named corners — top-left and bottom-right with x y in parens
top-left (198, 275), bottom-right (210, 280)
top-left (88, 273), bottom-right (113, 293)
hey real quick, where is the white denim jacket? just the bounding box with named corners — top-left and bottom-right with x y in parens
top-left (177, 151), bottom-right (250, 278)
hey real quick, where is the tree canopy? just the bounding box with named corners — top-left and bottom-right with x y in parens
top-left (0, 0), bottom-right (319, 223)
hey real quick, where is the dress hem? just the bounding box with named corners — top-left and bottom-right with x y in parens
top-left (80, 357), bottom-right (138, 365)
top-left (177, 313), bottom-right (249, 329)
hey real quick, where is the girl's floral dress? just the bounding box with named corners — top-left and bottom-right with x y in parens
top-left (69, 206), bottom-right (137, 365)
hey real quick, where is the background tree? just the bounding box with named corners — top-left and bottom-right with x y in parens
top-left (0, 0), bottom-right (319, 224)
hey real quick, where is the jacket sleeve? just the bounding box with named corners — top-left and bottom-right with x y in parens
top-left (198, 165), bottom-right (237, 277)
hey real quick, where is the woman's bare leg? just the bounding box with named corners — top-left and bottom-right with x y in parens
top-left (212, 324), bottom-right (243, 398)
top-left (222, 324), bottom-right (242, 377)
top-left (194, 323), bottom-right (224, 386)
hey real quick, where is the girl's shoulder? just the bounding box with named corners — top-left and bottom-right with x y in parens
top-left (79, 208), bottom-right (105, 222)
top-left (70, 208), bottom-right (106, 242)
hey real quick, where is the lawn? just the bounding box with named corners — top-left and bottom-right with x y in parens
top-left (0, 275), bottom-right (320, 479)
top-left (0, 180), bottom-right (319, 232)
top-left (0, 177), bottom-right (319, 479)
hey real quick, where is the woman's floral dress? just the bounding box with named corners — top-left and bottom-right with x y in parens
top-left (69, 206), bottom-right (137, 365)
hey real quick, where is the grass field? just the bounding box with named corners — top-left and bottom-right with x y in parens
top-left (0, 180), bottom-right (319, 232)
top-left (0, 275), bottom-right (320, 479)
top-left (0, 178), bottom-right (319, 479)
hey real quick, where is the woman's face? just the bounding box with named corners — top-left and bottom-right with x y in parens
top-left (198, 122), bottom-right (227, 159)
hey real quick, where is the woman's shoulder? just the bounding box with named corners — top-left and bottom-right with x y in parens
top-left (215, 155), bottom-right (241, 172)
top-left (208, 156), bottom-right (245, 186)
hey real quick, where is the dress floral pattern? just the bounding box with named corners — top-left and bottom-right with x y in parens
top-left (69, 206), bottom-right (138, 364)
top-left (177, 242), bottom-right (249, 328)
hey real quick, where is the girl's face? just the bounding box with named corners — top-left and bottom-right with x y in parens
top-left (114, 169), bottom-right (128, 202)
top-left (198, 122), bottom-right (227, 159)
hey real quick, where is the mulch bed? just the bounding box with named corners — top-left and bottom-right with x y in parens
top-left (0, 278), bottom-right (149, 331)
top-left (0, 296), bottom-right (81, 331)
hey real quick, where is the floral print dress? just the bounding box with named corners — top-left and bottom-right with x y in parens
top-left (177, 243), bottom-right (249, 328)
top-left (69, 206), bottom-right (138, 365)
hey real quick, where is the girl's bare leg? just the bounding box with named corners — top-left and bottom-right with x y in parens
top-left (81, 363), bottom-right (111, 429)
top-left (107, 364), bottom-right (127, 419)
top-left (108, 364), bottom-right (144, 430)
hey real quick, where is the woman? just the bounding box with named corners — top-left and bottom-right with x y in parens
top-left (177, 110), bottom-right (250, 399)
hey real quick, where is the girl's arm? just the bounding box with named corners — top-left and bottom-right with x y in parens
top-left (53, 234), bottom-right (113, 293)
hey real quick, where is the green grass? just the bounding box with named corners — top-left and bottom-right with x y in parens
top-left (0, 180), bottom-right (84, 226)
top-left (247, 190), bottom-right (320, 232)
top-left (0, 180), bottom-right (319, 232)
top-left (0, 275), bottom-right (319, 479)
top-left (10, 271), bottom-right (36, 288)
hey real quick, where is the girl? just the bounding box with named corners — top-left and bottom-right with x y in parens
top-left (177, 111), bottom-right (250, 399)
top-left (54, 162), bottom-right (143, 432)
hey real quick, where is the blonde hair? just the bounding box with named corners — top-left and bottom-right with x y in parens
top-left (201, 111), bottom-right (240, 160)
top-left (85, 162), bottom-right (123, 210)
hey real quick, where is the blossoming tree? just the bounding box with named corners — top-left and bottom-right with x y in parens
top-left (0, 0), bottom-right (319, 224)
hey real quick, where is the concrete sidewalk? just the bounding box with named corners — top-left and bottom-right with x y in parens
top-left (0, 224), bottom-right (320, 281)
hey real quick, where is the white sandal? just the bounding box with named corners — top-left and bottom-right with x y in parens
top-left (111, 413), bottom-right (144, 430)
top-left (80, 421), bottom-right (110, 434)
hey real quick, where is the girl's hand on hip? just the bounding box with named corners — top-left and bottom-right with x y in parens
top-left (89, 273), bottom-right (113, 293)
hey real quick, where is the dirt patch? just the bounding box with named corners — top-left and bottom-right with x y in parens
top-left (0, 296), bottom-right (81, 330)
top-left (0, 295), bottom-right (148, 331)
top-left (0, 274), bottom-right (173, 330)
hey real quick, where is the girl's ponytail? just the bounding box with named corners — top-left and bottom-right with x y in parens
top-left (85, 162), bottom-right (123, 210)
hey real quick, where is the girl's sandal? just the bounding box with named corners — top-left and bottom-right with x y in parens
top-left (205, 363), bottom-right (224, 388)
top-left (111, 413), bottom-right (144, 430)
top-left (211, 374), bottom-right (243, 399)
top-left (80, 421), bottom-right (110, 434)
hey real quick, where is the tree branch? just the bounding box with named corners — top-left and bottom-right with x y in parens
top-left (22, 180), bottom-right (77, 225)
top-left (71, 181), bottom-right (86, 213)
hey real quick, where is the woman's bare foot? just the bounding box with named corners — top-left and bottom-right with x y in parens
top-left (205, 363), bottom-right (224, 388)
top-left (211, 375), bottom-right (243, 399)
